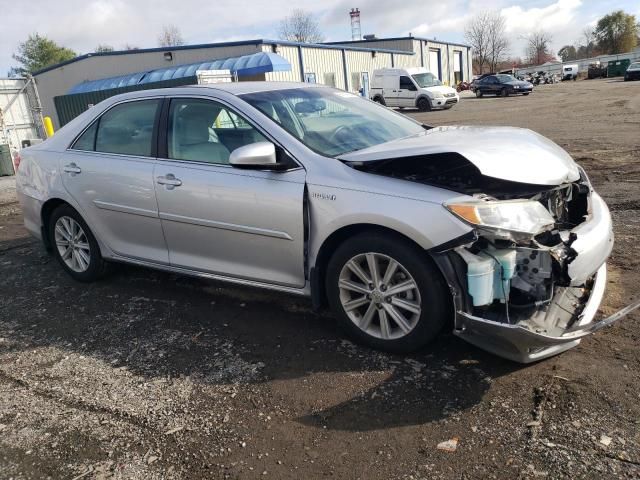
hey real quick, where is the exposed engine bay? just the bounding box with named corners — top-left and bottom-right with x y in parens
top-left (349, 152), bottom-right (614, 361)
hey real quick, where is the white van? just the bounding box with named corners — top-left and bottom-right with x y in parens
top-left (370, 67), bottom-right (459, 111)
top-left (562, 64), bottom-right (578, 81)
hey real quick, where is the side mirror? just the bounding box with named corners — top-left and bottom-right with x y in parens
top-left (229, 142), bottom-right (277, 168)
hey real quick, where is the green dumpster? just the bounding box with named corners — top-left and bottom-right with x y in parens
top-left (607, 59), bottom-right (631, 77)
top-left (0, 144), bottom-right (15, 176)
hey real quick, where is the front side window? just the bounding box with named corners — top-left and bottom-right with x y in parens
top-left (94, 100), bottom-right (159, 156)
top-left (167, 98), bottom-right (267, 165)
top-left (399, 76), bottom-right (416, 90)
top-left (241, 87), bottom-right (425, 157)
top-left (412, 72), bottom-right (442, 88)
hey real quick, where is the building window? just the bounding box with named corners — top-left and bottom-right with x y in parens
top-left (323, 72), bottom-right (336, 87)
top-left (304, 73), bottom-right (317, 83)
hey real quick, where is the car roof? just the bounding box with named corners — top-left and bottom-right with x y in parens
top-left (193, 81), bottom-right (324, 95)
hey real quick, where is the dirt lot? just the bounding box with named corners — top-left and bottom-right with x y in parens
top-left (1, 78), bottom-right (639, 479)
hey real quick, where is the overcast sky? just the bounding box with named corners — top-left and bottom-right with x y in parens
top-left (2, 0), bottom-right (639, 74)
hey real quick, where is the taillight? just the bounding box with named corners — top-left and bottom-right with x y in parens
top-left (13, 152), bottom-right (21, 171)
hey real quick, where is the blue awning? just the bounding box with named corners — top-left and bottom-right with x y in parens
top-left (67, 51), bottom-right (291, 94)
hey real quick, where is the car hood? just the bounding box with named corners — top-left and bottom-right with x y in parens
top-left (422, 85), bottom-right (457, 95)
top-left (338, 126), bottom-right (581, 186)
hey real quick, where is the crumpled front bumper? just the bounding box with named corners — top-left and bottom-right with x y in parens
top-left (438, 191), bottom-right (638, 363)
top-left (455, 264), bottom-right (615, 363)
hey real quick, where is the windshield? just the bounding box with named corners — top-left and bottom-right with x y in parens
top-left (630, 62), bottom-right (640, 69)
top-left (411, 72), bottom-right (442, 87)
top-left (240, 88), bottom-right (425, 157)
top-left (496, 74), bottom-right (516, 83)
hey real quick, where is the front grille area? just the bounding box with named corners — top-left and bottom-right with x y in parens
top-left (444, 93), bottom-right (456, 98)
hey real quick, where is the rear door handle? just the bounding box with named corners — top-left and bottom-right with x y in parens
top-left (157, 174), bottom-right (182, 189)
top-left (63, 163), bottom-right (81, 175)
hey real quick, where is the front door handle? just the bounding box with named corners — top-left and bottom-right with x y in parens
top-left (63, 163), bottom-right (81, 175)
top-left (157, 174), bottom-right (182, 189)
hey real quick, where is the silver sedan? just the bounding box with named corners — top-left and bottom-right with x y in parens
top-left (15, 82), bottom-right (636, 363)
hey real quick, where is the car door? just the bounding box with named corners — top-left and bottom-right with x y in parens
top-left (398, 75), bottom-right (418, 107)
top-left (61, 98), bottom-right (169, 263)
top-left (153, 96), bottom-right (306, 287)
top-left (382, 75), bottom-right (400, 107)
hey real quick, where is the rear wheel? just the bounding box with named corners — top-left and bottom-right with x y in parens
top-left (326, 233), bottom-right (449, 353)
top-left (48, 204), bottom-right (106, 282)
top-left (501, 88), bottom-right (509, 97)
top-left (417, 97), bottom-right (431, 112)
top-left (373, 96), bottom-right (386, 106)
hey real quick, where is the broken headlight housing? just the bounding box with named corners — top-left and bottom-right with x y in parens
top-left (445, 199), bottom-right (555, 238)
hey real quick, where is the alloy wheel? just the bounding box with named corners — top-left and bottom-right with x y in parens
top-left (338, 252), bottom-right (422, 340)
top-left (54, 216), bottom-right (91, 273)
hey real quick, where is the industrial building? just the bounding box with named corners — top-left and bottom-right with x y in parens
top-left (33, 36), bottom-right (472, 128)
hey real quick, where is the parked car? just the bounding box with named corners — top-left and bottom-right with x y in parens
top-left (474, 74), bottom-right (533, 97)
top-left (562, 64), bottom-right (579, 81)
top-left (370, 67), bottom-right (459, 111)
top-left (624, 62), bottom-right (640, 81)
top-left (15, 82), bottom-right (634, 363)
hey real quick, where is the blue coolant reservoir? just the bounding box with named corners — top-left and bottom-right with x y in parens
top-left (487, 247), bottom-right (517, 303)
top-left (456, 248), bottom-right (495, 306)
top-left (456, 247), bottom-right (517, 306)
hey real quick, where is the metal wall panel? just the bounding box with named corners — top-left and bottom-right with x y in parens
top-left (300, 47), bottom-right (346, 89)
top-left (263, 45), bottom-right (301, 82)
top-left (344, 51), bottom-right (394, 92)
top-left (35, 44), bottom-right (262, 128)
top-left (0, 78), bottom-right (40, 154)
top-left (54, 77), bottom-right (195, 126)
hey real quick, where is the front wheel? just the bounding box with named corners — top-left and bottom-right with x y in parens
top-left (48, 204), bottom-right (106, 282)
top-left (417, 97), bottom-right (431, 112)
top-left (326, 233), bottom-right (450, 353)
top-left (501, 88), bottom-right (509, 97)
top-left (522, 92), bottom-right (530, 96)
top-left (475, 89), bottom-right (483, 98)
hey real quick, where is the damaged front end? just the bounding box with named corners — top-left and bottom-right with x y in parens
top-left (434, 167), bottom-right (617, 362)
top-left (350, 152), bottom-right (634, 363)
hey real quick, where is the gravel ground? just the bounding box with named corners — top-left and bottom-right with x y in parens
top-left (1, 78), bottom-right (639, 480)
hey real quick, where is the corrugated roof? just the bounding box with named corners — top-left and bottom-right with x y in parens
top-left (67, 51), bottom-right (291, 95)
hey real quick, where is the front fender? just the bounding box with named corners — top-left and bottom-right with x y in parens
top-left (307, 183), bottom-right (472, 269)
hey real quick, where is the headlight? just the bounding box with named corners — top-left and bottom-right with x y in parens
top-left (445, 199), bottom-right (555, 235)
top-left (513, 85), bottom-right (520, 89)
top-left (434, 93), bottom-right (445, 99)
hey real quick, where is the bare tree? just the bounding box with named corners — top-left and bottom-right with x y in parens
top-left (487, 12), bottom-right (509, 72)
top-left (158, 24), bottom-right (185, 47)
top-left (464, 11), bottom-right (509, 74)
top-left (525, 31), bottom-right (554, 65)
top-left (582, 27), bottom-right (595, 57)
top-left (278, 9), bottom-right (324, 43)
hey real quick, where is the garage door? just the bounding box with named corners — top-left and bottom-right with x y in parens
top-left (429, 50), bottom-right (441, 80)
top-left (454, 51), bottom-right (463, 83)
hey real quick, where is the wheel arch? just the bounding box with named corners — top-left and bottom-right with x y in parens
top-left (310, 223), bottom-right (434, 310)
top-left (41, 198), bottom-right (71, 251)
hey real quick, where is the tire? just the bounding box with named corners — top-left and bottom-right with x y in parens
top-left (325, 232), bottom-right (450, 353)
top-left (48, 204), bottom-right (106, 282)
top-left (475, 89), bottom-right (483, 98)
top-left (417, 97), bottom-right (431, 112)
top-left (501, 88), bottom-right (509, 97)
top-left (373, 96), bottom-right (386, 106)
top-left (522, 92), bottom-right (530, 96)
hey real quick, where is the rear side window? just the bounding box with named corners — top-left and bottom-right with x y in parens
top-left (72, 121), bottom-right (98, 151)
top-left (93, 100), bottom-right (159, 156)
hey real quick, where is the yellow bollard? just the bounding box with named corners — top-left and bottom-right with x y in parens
top-left (43, 116), bottom-right (55, 138)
